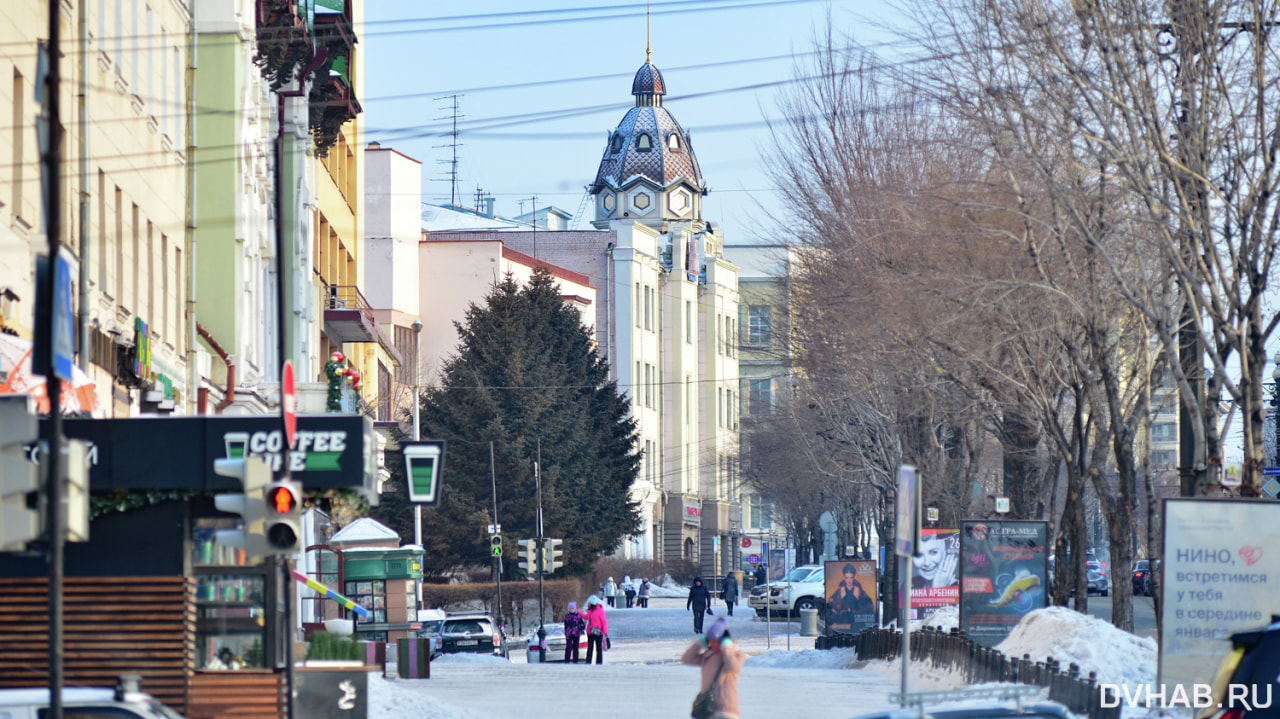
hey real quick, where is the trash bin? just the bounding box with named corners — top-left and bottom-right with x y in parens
top-left (799, 608), bottom-right (819, 637)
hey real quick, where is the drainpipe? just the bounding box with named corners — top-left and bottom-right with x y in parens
top-left (605, 242), bottom-right (614, 367)
top-left (197, 321), bottom-right (235, 412)
top-left (77, 0), bottom-right (89, 370)
top-left (184, 5), bottom-right (199, 414)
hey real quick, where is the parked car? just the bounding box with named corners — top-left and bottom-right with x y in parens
top-left (0, 675), bottom-right (188, 719)
top-left (1132, 560), bottom-right (1159, 596)
top-left (522, 622), bottom-right (587, 660)
top-left (439, 612), bottom-right (506, 657)
top-left (416, 608), bottom-right (447, 657)
top-left (747, 564), bottom-right (825, 617)
top-left (1197, 616), bottom-right (1280, 719)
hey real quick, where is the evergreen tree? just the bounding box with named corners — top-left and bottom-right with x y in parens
top-left (374, 268), bottom-right (641, 578)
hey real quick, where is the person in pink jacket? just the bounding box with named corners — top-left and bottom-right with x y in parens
top-left (584, 595), bottom-right (609, 664)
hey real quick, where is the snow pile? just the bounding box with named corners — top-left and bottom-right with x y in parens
top-left (648, 575), bottom-right (691, 597)
top-left (748, 646), bottom-right (858, 669)
top-left (369, 674), bottom-right (502, 719)
top-left (429, 653), bottom-right (510, 665)
top-left (996, 606), bottom-right (1156, 689)
top-left (920, 606), bottom-right (959, 633)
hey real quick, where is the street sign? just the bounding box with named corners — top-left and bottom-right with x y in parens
top-left (1263, 467), bottom-right (1280, 476)
top-left (282, 360), bottom-right (297, 450)
top-left (746, 554), bottom-right (760, 565)
top-left (895, 465), bottom-right (920, 557)
top-left (995, 497), bottom-right (1011, 514)
top-left (402, 440), bottom-right (445, 504)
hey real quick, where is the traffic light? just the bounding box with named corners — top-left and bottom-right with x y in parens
top-left (213, 456), bottom-right (272, 561)
top-left (490, 534), bottom-right (502, 557)
top-left (0, 395), bottom-right (39, 552)
top-left (263, 479), bottom-right (302, 553)
top-left (544, 538), bottom-right (564, 574)
top-left (518, 538), bottom-right (542, 574)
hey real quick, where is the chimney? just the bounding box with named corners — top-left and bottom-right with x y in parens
top-left (484, 197), bottom-right (496, 218)
top-left (367, 141), bottom-right (381, 149)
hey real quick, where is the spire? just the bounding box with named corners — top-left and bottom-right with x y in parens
top-left (646, 0), bottom-right (652, 64)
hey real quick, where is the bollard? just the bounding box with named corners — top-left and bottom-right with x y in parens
top-left (396, 638), bottom-right (430, 679)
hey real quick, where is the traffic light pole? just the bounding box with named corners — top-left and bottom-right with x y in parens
top-left (490, 442), bottom-right (503, 636)
top-left (275, 92), bottom-right (295, 719)
top-left (535, 442), bottom-right (546, 663)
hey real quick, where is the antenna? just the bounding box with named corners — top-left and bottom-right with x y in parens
top-left (431, 94), bottom-right (465, 207)
top-left (646, 0), bottom-right (651, 64)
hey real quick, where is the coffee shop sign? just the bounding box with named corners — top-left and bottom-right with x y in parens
top-left (223, 429), bottom-right (349, 472)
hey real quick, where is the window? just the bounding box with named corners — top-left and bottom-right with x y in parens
top-left (146, 221), bottom-right (154, 327)
top-left (114, 0), bottom-right (123, 72)
top-left (114, 187), bottom-right (123, 302)
top-left (1152, 449), bottom-right (1177, 468)
top-left (131, 0), bottom-right (139, 90)
top-left (717, 388), bottom-right (723, 427)
top-left (644, 363), bottom-right (652, 408)
top-left (748, 377), bottom-right (773, 415)
top-left (1152, 422), bottom-right (1176, 442)
top-left (12, 70), bottom-right (23, 216)
top-left (345, 580), bottom-right (388, 624)
top-left (161, 235), bottom-right (168, 339)
top-left (685, 301), bottom-right (692, 343)
top-left (635, 283), bottom-right (641, 327)
top-left (145, 5), bottom-right (153, 106)
top-left (636, 133), bottom-right (652, 151)
top-left (747, 305), bottom-right (772, 345)
top-left (667, 132), bottom-right (681, 150)
top-left (635, 362), bottom-right (641, 405)
top-left (716, 314), bottom-right (723, 355)
top-left (685, 375), bottom-right (692, 425)
top-left (131, 204), bottom-right (139, 314)
top-left (610, 133), bottom-right (622, 153)
top-left (749, 496), bottom-right (773, 530)
top-left (97, 171), bottom-right (106, 291)
top-left (644, 285), bottom-right (652, 330)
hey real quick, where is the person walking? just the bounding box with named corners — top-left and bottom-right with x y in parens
top-left (687, 576), bottom-right (712, 634)
top-left (681, 617), bottom-right (746, 719)
top-left (637, 578), bottom-right (651, 608)
top-left (604, 577), bottom-right (618, 607)
top-left (753, 565), bottom-right (767, 590)
top-left (722, 572), bottom-right (739, 617)
top-left (622, 575), bottom-right (637, 608)
top-left (584, 595), bottom-right (609, 664)
top-left (562, 601), bottom-right (586, 664)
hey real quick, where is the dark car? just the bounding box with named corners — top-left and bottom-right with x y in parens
top-left (439, 612), bottom-right (506, 657)
top-left (1196, 616), bottom-right (1280, 719)
top-left (847, 686), bottom-right (1070, 719)
top-left (1132, 559), bottom-right (1159, 596)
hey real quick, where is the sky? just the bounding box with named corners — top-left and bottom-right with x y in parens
top-left (359, 0), bottom-right (895, 243)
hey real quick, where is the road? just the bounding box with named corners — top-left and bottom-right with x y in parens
top-left (1085, 594), bottom-right (1158, 639)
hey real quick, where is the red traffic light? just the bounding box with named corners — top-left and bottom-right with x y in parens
top-left (265, 485), bottom-right (298, 515)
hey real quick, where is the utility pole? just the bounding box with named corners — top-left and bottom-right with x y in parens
top-left (535, 440), bottom-right (546, 662)
top-left (490, 442), bottom-right (503, 636)
top-left (39, 1), bottom-right (65, 713)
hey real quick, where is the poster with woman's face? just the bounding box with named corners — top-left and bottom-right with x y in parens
top-left (823, 560), bottom-right (878, 635)
top-left (910, 528), bottom-right (959, 619)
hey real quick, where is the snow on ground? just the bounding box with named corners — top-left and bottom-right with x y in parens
top-left (997, 606), bottom-right (1157, 690)
top-left (920, 606), bottom-right (960, 633)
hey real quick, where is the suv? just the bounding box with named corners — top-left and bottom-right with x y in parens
top-left (0, 675), bottom-right (188, 719)
top-left (439, 612), bottom-right (506, 658)
top-left (748, 564), bottom-right (825, 617)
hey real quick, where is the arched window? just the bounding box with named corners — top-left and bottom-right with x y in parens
top-left (636, 133), bottom-right (652, 151)
top-left (667, 133), bottom-right (681, 150)
top-left (610, 134), bottom-right (623, 153)
top-left (683, 537), bottom-right (695, 560)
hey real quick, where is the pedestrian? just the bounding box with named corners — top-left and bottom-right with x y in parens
top-left (584, 595), bottom-right (609, 664)
top-left (681, 617), bottom-right (746, 719)
top-left (687, 576), bottom-right (712, 634)
top-left (623, 575), bottom-right (637, 608)
top-left (563, 601), bottom-right (586, 664)
top-left (604, 577), bottom-right (618, 607)
top-left (637, 577), bottom-right (651, 608)
top-left (722, 572), bottom-right (738, 616)
top-left (753, 565), bottom-right (766, 589)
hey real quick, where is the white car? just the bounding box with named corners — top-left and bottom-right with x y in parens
top-left (747, 564), bottom-right (825, 617)
top-left (0, 676), bottom-right (188, 719)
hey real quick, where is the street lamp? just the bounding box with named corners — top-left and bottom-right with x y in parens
top-left (1272, 350), bottom-right (1280, 469)
top-left (411, 319), bottom-right (423, 608)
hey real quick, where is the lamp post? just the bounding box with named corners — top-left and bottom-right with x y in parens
top-left (411, 319), bottom-right (423, 609)
top-left (1272, 351), bottom-right (1280, 469)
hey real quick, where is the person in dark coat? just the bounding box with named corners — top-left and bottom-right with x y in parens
top-left (722, 572), bottom-right (739, 616)
top-left (754, 565), bottom-right (767, 589)
top-left (687, 576), bottom-right (712, 634)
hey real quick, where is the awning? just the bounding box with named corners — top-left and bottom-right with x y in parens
top-left (0, 333), bottom-right (100, 415)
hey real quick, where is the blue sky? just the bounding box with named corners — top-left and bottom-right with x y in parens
top-left (360, 0), bottom-right (893, 242)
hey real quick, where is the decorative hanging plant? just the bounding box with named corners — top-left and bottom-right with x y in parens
top-left (324, 351), bottom-right (346, 411)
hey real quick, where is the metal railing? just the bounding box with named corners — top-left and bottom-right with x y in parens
top-left (819, 625), bottom-right (1120, 719)
top-left (326, 284), bottom-right (372, 312)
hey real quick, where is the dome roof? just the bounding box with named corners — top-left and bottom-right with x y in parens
top-left (632, 62), bottom-right (666, 97)
top-left (593, 62), bottom-right (704, 195)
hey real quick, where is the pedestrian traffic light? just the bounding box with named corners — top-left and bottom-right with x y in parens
top-left (0, 395), bottom-right (39, 553)
top-left (545, 538), bottom-right (564, 573)
top-left (263, 479), bottom-right (302, 553)
top-left (490, 534), bottom-right (502, 557)
top-left (517, 538), bottom-right (541, 574)
top-left (213, 456), bottom-right (272, 561)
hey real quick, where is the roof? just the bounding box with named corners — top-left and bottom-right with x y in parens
top-left (422, 204), bottom-right (526, 232)
top-left (328, 517), bottom-right (400, 547)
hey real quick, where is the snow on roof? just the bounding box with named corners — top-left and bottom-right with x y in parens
top-left (996, 606), bottom-right (1156, 689)
top-left (422, 204), bottom-right (526, 232)
top-left (328, 517), bottom-right (400, 547)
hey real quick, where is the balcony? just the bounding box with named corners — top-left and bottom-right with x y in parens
top-left (309, 11), bottom-right (361, 156)
top-left (323, 285), bottom-right (403, 365)
top-left (254, 0), bottom-right (312, 89)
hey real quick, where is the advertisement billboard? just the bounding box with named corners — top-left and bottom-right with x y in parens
top-left (1160, 499), bottom-right (1280, 695)
top-left (959, 520), bottom-right (1048, 647)
top-left (824, 560), bottom-right (878, 635)
top-left (911, 528), bottom-right (959, 620)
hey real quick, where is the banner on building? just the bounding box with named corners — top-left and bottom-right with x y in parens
top-left (824, 559), bottom-right (877, 635)
top-left (959, 520), bottom-right (1048, 647)
top-left (910, 528), bottom-right (959, 620)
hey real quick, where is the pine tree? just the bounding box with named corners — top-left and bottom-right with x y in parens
top-left (374, 268), bottom-right (641, 578)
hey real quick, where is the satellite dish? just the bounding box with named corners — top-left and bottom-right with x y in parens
top-left (818, 511), bottom-right (837, 532)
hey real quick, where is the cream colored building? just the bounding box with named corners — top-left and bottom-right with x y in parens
top-left (0, 0), bottom-right (190, 416)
